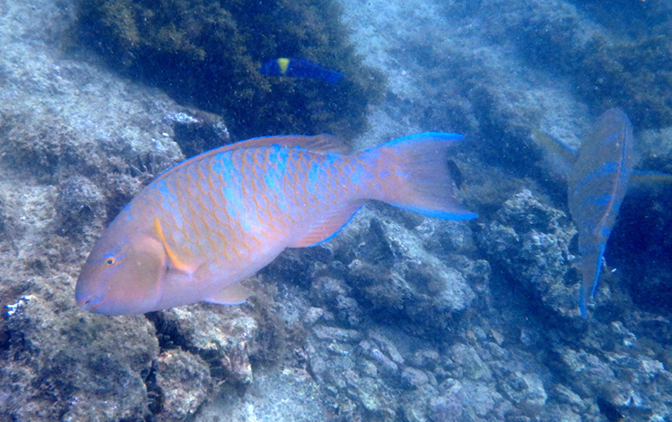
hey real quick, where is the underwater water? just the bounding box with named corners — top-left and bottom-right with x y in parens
top-left (1, 0), bottom-right (672, 421)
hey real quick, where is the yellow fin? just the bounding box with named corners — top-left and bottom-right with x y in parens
top-left (204, 283), bottom-right (252, 305)
top-left (278, 58), bottom-right (290, 74)
top-left (153, 218), bottom-right (196, 273)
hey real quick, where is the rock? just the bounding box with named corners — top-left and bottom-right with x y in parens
top-left (462, 379), bottom-right (509, 418)
top-left (368, 346), bottom-right (400, 378)
top-left (401, 367), bottom-right (429, 389)
top-left (309, 276), bottom-right (364, 327)
top-left (149, 306), bottom-right (259, 386)
top-left (4, 0), bottom-right (672, 420)
top-left (2, 294), bottom-right (158, 420)
top-left (498, 370), bottom-right (547, 408)
top-left (54, 175), bottom-right (106, 241)
top-left (151, 349), bottom-right (212, 421)
top-left (311, 325), bottom-right (363, 344)
top-left (164, 108), bottom-right (230, 158)
top-left (303, 307), bottom-right (325, 326)
top-left (429, 379), bottom-right (465, 422)
top-left (329, 206), bottom-right (480, 333)
top-left (479, 189), bottom-right (579, 318)
top-left (370, 331), bottom-right (405, 365)
top-left (449, 343), bottom-right (492, 381)
top-left (408, 349), bottom-right (441, 370)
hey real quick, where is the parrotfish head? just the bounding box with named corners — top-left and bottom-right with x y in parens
top-left (75, 222), bottom-right (167, 316)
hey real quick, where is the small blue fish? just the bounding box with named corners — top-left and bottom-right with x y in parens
top-left (259, 58), bottom-right (344, 84)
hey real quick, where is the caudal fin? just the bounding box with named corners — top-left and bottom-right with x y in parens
top-left (371, 132), bottom-right (478, 220)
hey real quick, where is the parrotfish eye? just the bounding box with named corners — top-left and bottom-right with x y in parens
top-left (102, 250), bottom-right (124, 267)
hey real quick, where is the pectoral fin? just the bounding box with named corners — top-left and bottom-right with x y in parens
top-left (531, 130), bottom-right (577, 181)
top-left (629, 170), bottom-right (672, 193)
top-left (153, 218), bottom-right (199, 274)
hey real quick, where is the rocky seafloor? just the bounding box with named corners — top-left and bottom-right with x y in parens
top-left (1, 0), bottom-right (672, 421)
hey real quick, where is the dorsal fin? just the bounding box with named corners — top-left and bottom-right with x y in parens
top-left (154, 134), bottom-right (349, 184)
top-left (237, 134), bottom-right (350, 154)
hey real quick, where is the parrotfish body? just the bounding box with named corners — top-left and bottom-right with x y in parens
top-left (76, 133), bottom-right (477, 315)
top-left (259, 58), bottom-right (344, 84)
top-left (567, 108), bottom-right (634, 316)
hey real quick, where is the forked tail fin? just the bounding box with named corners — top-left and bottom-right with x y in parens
top-left (370, 132), bottom-right (478, 220)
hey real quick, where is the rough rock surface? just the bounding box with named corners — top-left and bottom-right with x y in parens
top-left (479, 189), bottom-right (580, 318)
top-left (3, 294), bottom-right (159, 420)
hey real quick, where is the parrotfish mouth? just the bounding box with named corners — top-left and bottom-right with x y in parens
top-left (76, 295), bottom-right (103, 313)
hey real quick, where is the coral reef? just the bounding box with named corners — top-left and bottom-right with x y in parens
top-left (320, 206), bottom-right (489, 334)
top-left (485, 0), bottom-right (672, 130)
top-left (479, 190), bottom-right (580, 319)
top-left (147, 305), bottom-right (261, 387)
top-left (74, 0), bottom-right (386, 141)
top-left (150, 349), bottom-right (212, 421)
top-left (3, 293), bottom-right (159, 420)
top-left (163, 108), bottom-right (230, 158)
top-left (2, 0), bottom-right (672, 421)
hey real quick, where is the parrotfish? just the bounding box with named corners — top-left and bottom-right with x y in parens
top-left (568, 108), bottom-right (634, 317)
top-left (534, 110), bottom-right (672, 316)
top-left (533, 108), bottom-right (635, 316)
top-left (259, 58), bottom-right (344, 84)
top-left (76, 133), bottom-right (477, 315)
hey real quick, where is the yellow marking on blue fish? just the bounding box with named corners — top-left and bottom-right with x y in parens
top-left (260, 57), bottom-right (344, 84)
top-left (278, 58), bottom-right (290, 74)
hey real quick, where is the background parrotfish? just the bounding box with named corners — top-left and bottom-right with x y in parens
top-left (75, 132), bottom-right (477, 315)
top-left (533, 108), bottom-right (634, 316)
top-left (259, 58), bottom-right (344, 84)
top-left (568, 108), bottom-right (634, 317)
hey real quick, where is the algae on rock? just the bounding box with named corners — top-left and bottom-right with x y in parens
top-left (75, 0), bottom-right (386, 141)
